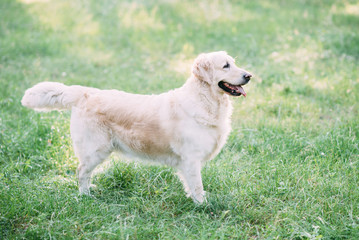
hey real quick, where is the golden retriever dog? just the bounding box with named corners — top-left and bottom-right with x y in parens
top-left (21, 51), bottom-right (252, 203)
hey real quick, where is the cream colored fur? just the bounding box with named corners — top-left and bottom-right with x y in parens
top-left (21, 51), bottom-right (251, 203)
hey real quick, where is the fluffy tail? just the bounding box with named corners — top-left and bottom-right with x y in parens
top-left (21, 82), bottom-right (85, 111)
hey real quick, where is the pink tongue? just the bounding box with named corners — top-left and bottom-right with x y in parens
top-left (235, 85), bottom-right (246, 97)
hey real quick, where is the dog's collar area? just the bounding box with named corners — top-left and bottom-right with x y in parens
top-left (218, 81), bottom-right (246, 97)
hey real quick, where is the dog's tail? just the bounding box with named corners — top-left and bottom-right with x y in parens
top-left (21, 82), bottom-right (87, 111)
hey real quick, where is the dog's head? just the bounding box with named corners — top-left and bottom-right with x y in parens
top-left (192, 51), bottom-right (252, 97)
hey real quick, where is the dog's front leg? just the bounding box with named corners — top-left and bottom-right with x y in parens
top-left (178, 159), bottom-right (205, 204)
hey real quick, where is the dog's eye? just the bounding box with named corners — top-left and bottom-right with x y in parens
top-left (223, 62), bottom-right (230, 69)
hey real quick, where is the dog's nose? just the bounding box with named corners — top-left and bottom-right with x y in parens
top-left (244, 73), bottom-right (252, 81)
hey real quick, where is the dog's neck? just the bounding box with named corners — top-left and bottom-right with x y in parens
top-left (184, 75), bottom-right (230, 103)
top-left (178, 76), bottom-right (233, 126)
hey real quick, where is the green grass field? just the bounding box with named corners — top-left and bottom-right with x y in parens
top-left (1, 0), bottom-right (359, 239)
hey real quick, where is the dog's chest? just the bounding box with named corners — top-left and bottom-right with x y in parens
top-left (209, 119), bottom-right (231, 159)
top-left (185, 108), bottom-right (231, 161)
top-left (204, 102), bottom-right (232, 160)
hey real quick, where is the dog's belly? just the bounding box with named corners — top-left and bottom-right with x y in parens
top-left (109, 121), bottom-right (180, 165)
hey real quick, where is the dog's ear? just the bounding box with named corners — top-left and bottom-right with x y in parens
top-left (192, 53), bottom-right (213, 83)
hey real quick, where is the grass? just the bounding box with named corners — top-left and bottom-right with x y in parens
top-left (1, 0), bottom-right (358, 239)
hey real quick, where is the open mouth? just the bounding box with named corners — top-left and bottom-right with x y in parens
top-left (218, 81), bottom-right (247, 97)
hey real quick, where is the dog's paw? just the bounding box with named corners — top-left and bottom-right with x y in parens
top-left (79, 187), bottom-right (91, 196)
top-left (192, 191), bottom-right (207, 204)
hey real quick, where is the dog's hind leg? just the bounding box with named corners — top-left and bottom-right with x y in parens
top-left (71, 109), bottom-right (111, 195)
top-left (76, 150), bottom-right (110, 195)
